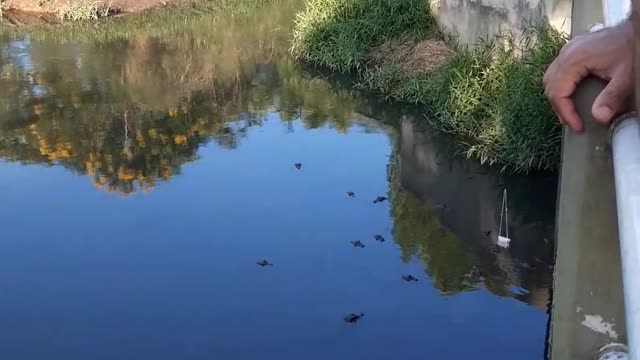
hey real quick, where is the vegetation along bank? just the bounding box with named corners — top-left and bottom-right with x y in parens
top-left (291, 0), bottom-right (567, 173)
top-left (1, 0), bottom-right (567, 173)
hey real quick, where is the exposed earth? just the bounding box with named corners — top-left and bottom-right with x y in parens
top-left (3, 0), bottom-right (185, 24)
top-left (4, 0), bottom-right (182, 13)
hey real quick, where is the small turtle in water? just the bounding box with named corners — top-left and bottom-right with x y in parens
top-left (520, 261), bottom-right (535, 270)
top-left (489, 244), bottom-right (500, 254)
top-left (373, 234), bottom-right (385, 243)
top-left (346, 191), bottom-right (355, 197)
top-left (350, 240), bottom-right (365, 248)
top-left (373, 196), bottom-right (387, 204)
top-left (257, 260), bottom-right (274, 267)
top-left (402, 275), bottom-right (419, 282)
top-left (434, 204), bottom-right (449, 211)
top-left (465, 266), bottom-right (484, 281)
top-left (344, 313), bottom-right (364, 323)
top-left (294, 163), bottom-right (302, 170)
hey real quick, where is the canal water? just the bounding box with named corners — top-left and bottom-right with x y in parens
top-left (0, 1), bottom-right (556, 359)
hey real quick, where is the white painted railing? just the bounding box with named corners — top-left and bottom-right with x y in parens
top-left (599, 1), bottom-right (637, 360)
top-left (609, 114), bottom-right (639, 360)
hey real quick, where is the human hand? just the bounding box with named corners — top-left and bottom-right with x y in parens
top-left (543, 21), bottom-right (633, 132)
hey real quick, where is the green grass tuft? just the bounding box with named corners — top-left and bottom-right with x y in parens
top-left (355, 26), bottom-right (565, 172)
top-left (291, 0), bottom-right (437, 72)
top-left (494, 26), bottom-right (566, 172)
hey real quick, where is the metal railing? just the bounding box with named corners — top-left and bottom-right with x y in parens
top-left (602, 0), bottom-right (630, 26)
top-left (598, 1), bottom-right (638, 359)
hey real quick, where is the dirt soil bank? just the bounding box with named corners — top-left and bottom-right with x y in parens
top-left (4, 0), bottom-right (184, 16)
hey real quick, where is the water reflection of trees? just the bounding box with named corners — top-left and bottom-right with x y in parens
top-left (387, 121), bottom-right (554, 310)
top-left (389, 157), bottom-right (475, 294)
top-left (0, 0), bottom-right (360, 195)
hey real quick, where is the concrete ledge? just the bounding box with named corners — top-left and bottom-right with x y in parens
top-left (549, 1), bottom-right (627, 358)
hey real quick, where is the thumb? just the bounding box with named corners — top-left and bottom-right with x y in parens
top-left (592, 73), bottom-right (632, 124)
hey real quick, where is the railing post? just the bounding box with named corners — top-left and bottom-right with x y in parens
top-left (602, 0), bottom-right (640, 359)
top-left (610, 112), bottom-right (640, 360)
top-left (549, 0), bottom-right (627, 358)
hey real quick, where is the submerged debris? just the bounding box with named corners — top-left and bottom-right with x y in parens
top-left (484, 230), bottom-right (492, 237)
top-left (344, 313), bottom-right (365, 323)
top-left (294, 163), bottom-right (302, 170)
top-left (351, 240), bottom-right (365, 248)
top-left (402, 275), bottom-right (419, 282)
top-left (346, 191), bottom-right (355, 197)
top-left (373, 234), bottom-right (385, 243)
top-left (257, 260), bottom-right (274, 267)
top-left (373, 196), bottom-right (387, 204)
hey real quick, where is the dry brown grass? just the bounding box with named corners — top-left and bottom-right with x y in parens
top-left (367, 38), bottom-right (452, 72)
top-left (56, 1), bottom-right (114, 21)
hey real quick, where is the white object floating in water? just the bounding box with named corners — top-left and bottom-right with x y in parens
top-left (498, 189), bottom-right (511, 248)
top-left (498, 235), bottom-right (511, 248)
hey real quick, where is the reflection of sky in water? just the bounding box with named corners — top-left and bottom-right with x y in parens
top-left (0, 4), bottom-right (552, 357)
top-left (6, 39), bottom-right (33, 71)
top-left (0, 118), bottom-right (547, 360)
top-left (2, 39), bottom-right (48, 98)
top-left (20, 84), bottom-right (46, 97)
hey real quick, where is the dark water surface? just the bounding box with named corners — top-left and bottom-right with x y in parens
top-left (0, 2), bottom-right (556, 359)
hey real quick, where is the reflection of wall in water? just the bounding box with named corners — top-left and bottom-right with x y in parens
top-left (397, 120), bottom-right (555, 311)
top-left (428, 0), bottom-right (572, 45)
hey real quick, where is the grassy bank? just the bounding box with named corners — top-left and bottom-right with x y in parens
top-left (291, 0), bottom-right (437, 72)
top-left (291, 0), bottom-right (566, 173)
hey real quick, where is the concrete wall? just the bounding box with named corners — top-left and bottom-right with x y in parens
top-left (428, 0), bottom-right (573, 45)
